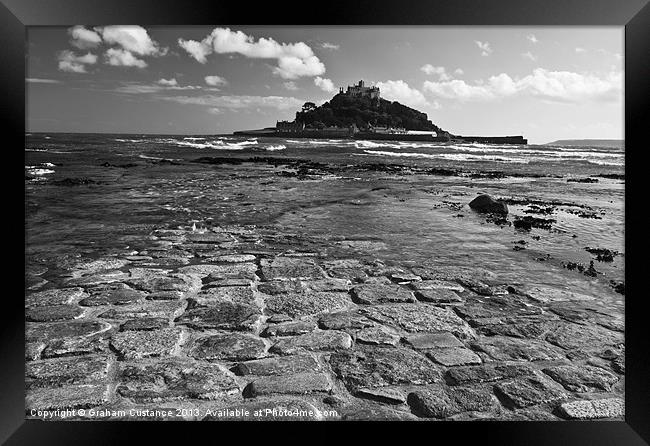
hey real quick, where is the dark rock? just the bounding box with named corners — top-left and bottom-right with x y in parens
top-left (259, 257), bottom-right (326, 280)
top-left (557, 398), bottom-right (624, 419)
top-left (269, 331), bottom-right (352, 355)
top-left (190, 333), bottom-right (266, 361)
top-left (318, 310), bottom-right (375, 330)
top-left (414, 288), bottom-right (463, 304)
top-left (233, 354), bottom-right (321, 376)
top-left (120, 317), bottom-right (169, 331)
top-left (470, 336), bottom-right (564, 362)
top-left (493, 375), bottom-right (568, 409)
top-left (98, 300), bottom-right (185, 320)
top-left (176, 301), bottom-right (261, 331)
top-left (468, 194), bottom-right (508, 215)
top-left (355, 326), bottom-right (400, 345)
top-left (25, 288), bottom-right (87, 307)
top-left (110, 328), bottom-right (184, 359)
top-left (26, 321), bottom-right (112, 343)
top-left (360, 303), bottom-right (476, 340)
top-left (408, 385), bottom-right (493, 418)
top-left (329, 346), bottom-right (442, 391)
top-left (265, 291), bottom-right (352, 318)
top-left (244, 372), bottom-right (332, 397)
top-left (261, 321), bottom-right (316, 337)
top-left (350, 283), bottom-right (416, 305)
top-left (542, 365), bottom-right (619, 392)
top-left (117, 358), bottom-right (240, 402)
top-left (26, 355), bottom-right (111, 388)
top-left (25, 304), bottom-right (85, 322)
top-left (545, 322), bottom-right (623, 351)
top-left (405, 332), bottom-right (464, 350)
top-left (426, 347), bottom-right (482, 366)
top-left (446, 364), bottom-right (536, 386)
top-left (26, 384), bottom-right (108, 412)
top-left (80, 288), bottom-right (144, 306)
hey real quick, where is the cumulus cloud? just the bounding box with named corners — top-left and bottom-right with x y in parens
top-left (321, 42), bottom-right (340, 50)
top-left (104, 48), bottom-right (147, 68)
top-left (475, 40), bottom-right (493, 56)
top-left (178, 27), bottom-right (326, 79)
top-left (421, 64), bottom-right (451, 81)
top-left (68, 26), bottom-right (102, 49)
top-left (162, 94), bottom-right (304, 111)
top-left (454, 68), bottom-right (464, 76)
top-left (522, 51), bottom-right (537, 62)
top-left (527, 34), bottom-right (539, 44)
top-left (423, 68), bottom-right (622, 103)
top-left (575, 47), bottom-right (587, 53)
top-left (205, 75), bottom-right (228, 87)
top-left (375, 80), bottom-right (430, 108)
top-left (99, 25), bottom-right (165, 56)
top-left (178, 38), bottom-right (212, 63)
top-left (57, 50), bottom-right (97, 73)
top-left (157, 78), bottom-right (178, 86)
top-left (314, 76), bottom-right (336, 93)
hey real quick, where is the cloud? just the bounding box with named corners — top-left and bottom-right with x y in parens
top-left (26, 78), bottom-right (62, 84)
top-left (454, 68), bottom-right (464, 76)
top-left (208, 108), bottom-right (224, 115)
top-left (375, 80), bottom-right (430, 108)
top-left (575, 47), bottom-right (587, 53)
top-left (98, 25), bottom-right (165, 56)
top-left (314, 76), bottom-right (336, 93)
top-left (321, 42), bottom-right (340, 50)
top-left (68, 26), bottom-right (102, 49)
top-left (104, 48), bottom-right (147, 68)
top-left (522, 51), bottom-right (537, 62)
top-left (115, 81), bottom-right (203, 94)
top-left (178, 38), bottom-right (212, 63)
top-left (162, 94), bottom-right (304, 111)
top-left (475, 40), bottom-right (493, 56)
top-left (421, 64), bottom-right (451, 81)
top-left (205, 75), bottom-right (228, 87)
top-left (177, 27), bottom-right (326, 79)
top-left (283, 81), bottom-right (299, 90)
top-left (57, 50), bottom-right (98, 73)
top-left (157, 78), bottom-right (178, 86)
top-left (423, 68), bottom-right (622, 104)
top-left (527, 34), bottom-right (539, 44)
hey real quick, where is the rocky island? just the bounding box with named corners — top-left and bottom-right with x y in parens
top-left (235, 80), bottom-right (528, 145)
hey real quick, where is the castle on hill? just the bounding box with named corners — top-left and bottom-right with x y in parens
top-left (339, 80), bottom-right (380, 100)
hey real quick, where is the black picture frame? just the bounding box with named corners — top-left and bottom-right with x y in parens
top-left (5, 0), bottom-right (649, 443)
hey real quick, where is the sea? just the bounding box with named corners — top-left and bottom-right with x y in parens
top-left (25, 133), bottom-right (625, 306)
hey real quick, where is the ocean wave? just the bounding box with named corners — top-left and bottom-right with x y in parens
top-left (114, 138), bottom-right (141, 143)
top-left (25, 165), bottom-right (55, 175)
top-left (264, 145), bottom-right (286, 151)
top-left (361, 150), bottom-right (530, 163)
top-left (172, 139), bottom-right (258, 150)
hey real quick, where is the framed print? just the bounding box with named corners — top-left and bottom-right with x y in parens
top-left (3, 0), bottom-right (649, 443)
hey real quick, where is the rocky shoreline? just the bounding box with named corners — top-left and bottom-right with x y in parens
top-left (25, 221), bottom-right (624, 421)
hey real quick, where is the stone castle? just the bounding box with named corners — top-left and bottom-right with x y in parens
top-left (339, 80), bottom-right (380, 100)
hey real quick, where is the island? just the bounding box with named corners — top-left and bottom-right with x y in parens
top-left (235, 80), bottom-right (527, 145)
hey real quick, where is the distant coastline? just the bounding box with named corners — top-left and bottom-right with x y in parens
top-left (546, 139), bottom-right (624, 148)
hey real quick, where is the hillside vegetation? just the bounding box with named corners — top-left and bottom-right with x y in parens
top-left (294, 93), bottom-right (445, 133)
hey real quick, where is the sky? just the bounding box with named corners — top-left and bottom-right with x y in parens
top-left (26, 26), bottom-right (623, 144)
